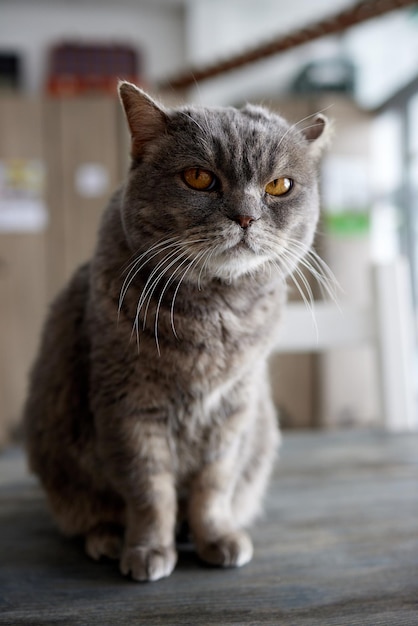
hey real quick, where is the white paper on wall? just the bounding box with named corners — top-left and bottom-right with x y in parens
top-left (75, 163), bottom-right (109, 198)
top-left (0, 159), bottom-right (48, 232)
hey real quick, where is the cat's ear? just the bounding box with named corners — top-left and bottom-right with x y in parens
top-left (301, 114), bottom-right (331, 159)
top-left (118, 82), bottom-right (168, 159)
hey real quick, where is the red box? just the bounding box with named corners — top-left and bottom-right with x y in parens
top-left (46, 43), bottom-right (141, 96)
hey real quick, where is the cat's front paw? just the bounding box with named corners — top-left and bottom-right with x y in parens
top-left (197, 530), bottom-right (253, 568)
top-left (120, 544), bottom-right (177, 582)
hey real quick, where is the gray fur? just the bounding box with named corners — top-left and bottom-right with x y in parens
top-left (24, 83), bottom-right (329, 582)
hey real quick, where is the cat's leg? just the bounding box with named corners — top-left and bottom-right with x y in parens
top-left (187, 407), bottom-right (255, 568)
top-left (95, 409), bottom-right (178, 582)
top-left (231, 399), bottom-right (280, 529)
top-left (188, 393), bottom-right (279, 568)
top-left (119, 471), bottom-right (178, 582)
top-left (188, 457), bottom-right (255, 567)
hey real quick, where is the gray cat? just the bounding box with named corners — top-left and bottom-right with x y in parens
top-left (24, 82), bottom-right (329, 582)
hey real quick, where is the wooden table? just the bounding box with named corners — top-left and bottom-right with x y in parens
top-left (1, 430), bottom-right (417, 625)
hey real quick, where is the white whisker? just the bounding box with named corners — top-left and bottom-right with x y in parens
top-left (136, 247), bottom-right (189, 333)
top-left (262, 231), bottom-right (339, 307)
top-left (275, 255), bottom-right (318, 341)
top-left (197, 247), bottom-right (216, 290)
top-left (170, 249), bottom-right (209, 340)
top-left (282, 236), bottom-right (340, 305)
top-left (154, 248), bottom-right (208, 354)
top-left (120, 235), bottom-right (211, 352)
top-left (118, 237), bottom-right (181, 319)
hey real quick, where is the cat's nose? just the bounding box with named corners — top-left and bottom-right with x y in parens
top-left (233, 215), bottom-right (257, 229)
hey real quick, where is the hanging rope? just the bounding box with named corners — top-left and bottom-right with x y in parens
top-left (158, 0), bottom-right (417, 90)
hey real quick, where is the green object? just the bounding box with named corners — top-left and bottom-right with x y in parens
top-left (325, 210), bottom-right (370, 237)
top-left (410, 6), bottom-right (418, 19)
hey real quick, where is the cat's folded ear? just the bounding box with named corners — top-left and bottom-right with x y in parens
top-left (300, 114), bottom-right (332, 159)
top-left (118, 82), bottom-right (168, 159)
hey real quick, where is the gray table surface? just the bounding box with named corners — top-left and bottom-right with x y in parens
top-left (1, 430), bottom-right (417, 625)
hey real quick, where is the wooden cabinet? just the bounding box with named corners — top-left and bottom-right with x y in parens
top-left (0, 96), bottom-right (124, 446)
top-left (0, 97), bottom-right (47, 445)
top-left (44, 97), bottom-right (123, 298)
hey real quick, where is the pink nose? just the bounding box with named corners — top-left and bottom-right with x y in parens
top-left (235, 215), bottom-right (255, 229)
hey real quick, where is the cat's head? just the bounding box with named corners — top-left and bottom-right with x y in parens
top-left (119, 82), bottom-right (330, 282)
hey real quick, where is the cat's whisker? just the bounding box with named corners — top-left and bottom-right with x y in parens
top-left (131, 250), bottom-right (184, 351)
top-left (119, 237), bottom-right (182, 319)
top-left (131, 315), bottom-right (140, 355)
top-left (127, 238), bottom-right (205, 315)
top-left (281, 236), bottom-right (340, 304)
top-left (131, 249), bottom-right (180, 331)
top-left (138, 238), bottom-right (208, 327)
top-left (135, 246), bottom-right (188, 333)
top-left (262, 232), bottom-right (339, 307)
top-left (145, 248), bottom-right (195, 338)
top-left (265, 258), bottom-right (273, 281)
top-left (306, 249), bottom-right (339, 292)
top-left (127, 237), bottom-right (211, 347)
top-left (297, 255), bottom-right (339, 305)
top-left (154, 248), bottom-right (208, 354)
top-left (291, 262), bottom-right (316, 310)
top-left (183, 243), bottom-right (214, 289)
top-left (297, 259), bottom-right (334, 299)
top-left (153, 254), bottom-right (194, 356)
top-left (274, 255), bottom-right (319, 341)
top-left (168, 248), bottom-right (210, 343)
top-left (197, 247), bottom-right (215, 290)
top-left (278, 243), bottom-right (329, 290)
top-left (120, 241), bottom-right (182, 301)
top-left (269, 258), bottom-right (287, 287)
top-left (129, 306), bottom-right (142, 353)
top-left (120, 235), bottom-right (179, 277)
top-left (272, 247), bottom-right (314, 308)
top-left (120, 236), bottom-right (180, 282)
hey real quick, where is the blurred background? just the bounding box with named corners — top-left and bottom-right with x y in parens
top-left (0, 0), bottom-right (417, 447)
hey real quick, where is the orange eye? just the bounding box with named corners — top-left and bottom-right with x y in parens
top-left (182, 168), bottom-right (217, 191)
top-left (265, 177), bottom-right (293, 196)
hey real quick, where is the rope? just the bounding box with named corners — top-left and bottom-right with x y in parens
top-left (158, 0), bottom-right (418, 90)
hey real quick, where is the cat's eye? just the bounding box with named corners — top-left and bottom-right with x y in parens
top-left (182, 168), bottom-right (217, 191)
top-left (265, 177), bottom-right (293, 196)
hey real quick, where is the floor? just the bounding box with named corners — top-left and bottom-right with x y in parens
top-left (1, 430), bottom-right (417, 626)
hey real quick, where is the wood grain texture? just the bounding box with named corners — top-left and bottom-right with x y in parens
top-left (0, 97), bottom-right (48, 445)
top-left (0, 95), bottom-right (124, 443)
top-left (45, 97), bottom-right (122, 299)
top-left (1, 430), bottom-right (417, 625)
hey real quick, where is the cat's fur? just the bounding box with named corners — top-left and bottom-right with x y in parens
top-left (24, 83), bottom-right (329, 582)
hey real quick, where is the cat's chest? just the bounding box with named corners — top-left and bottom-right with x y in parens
top-left (105, 273), bottom-right (284, 402)
top-left (185, 284), bottom-right (283, 358)
top-left (164, 284), bottom-right (284, 399)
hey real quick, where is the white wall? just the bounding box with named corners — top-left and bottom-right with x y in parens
top-left (186, 0), bottom-right (353, 65)
top-left (0, 0), bottom-right (186, 92)
top-left (184, 0), bottom-right (353, 105)
top-left (183, 0), bottom-right (418, 108)
top-left (345, 11), bottom-right (418, 108)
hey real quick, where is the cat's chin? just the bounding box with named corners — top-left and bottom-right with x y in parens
top-left (206, 250), bottom-right (271, 282)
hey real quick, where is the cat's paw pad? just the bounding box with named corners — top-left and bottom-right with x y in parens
top-left (120, 545), bottom-right (177, 582)
top-left (197, 530), bottom-right (253, 568)
top-left (85, 524), bottom-right (123, 561)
